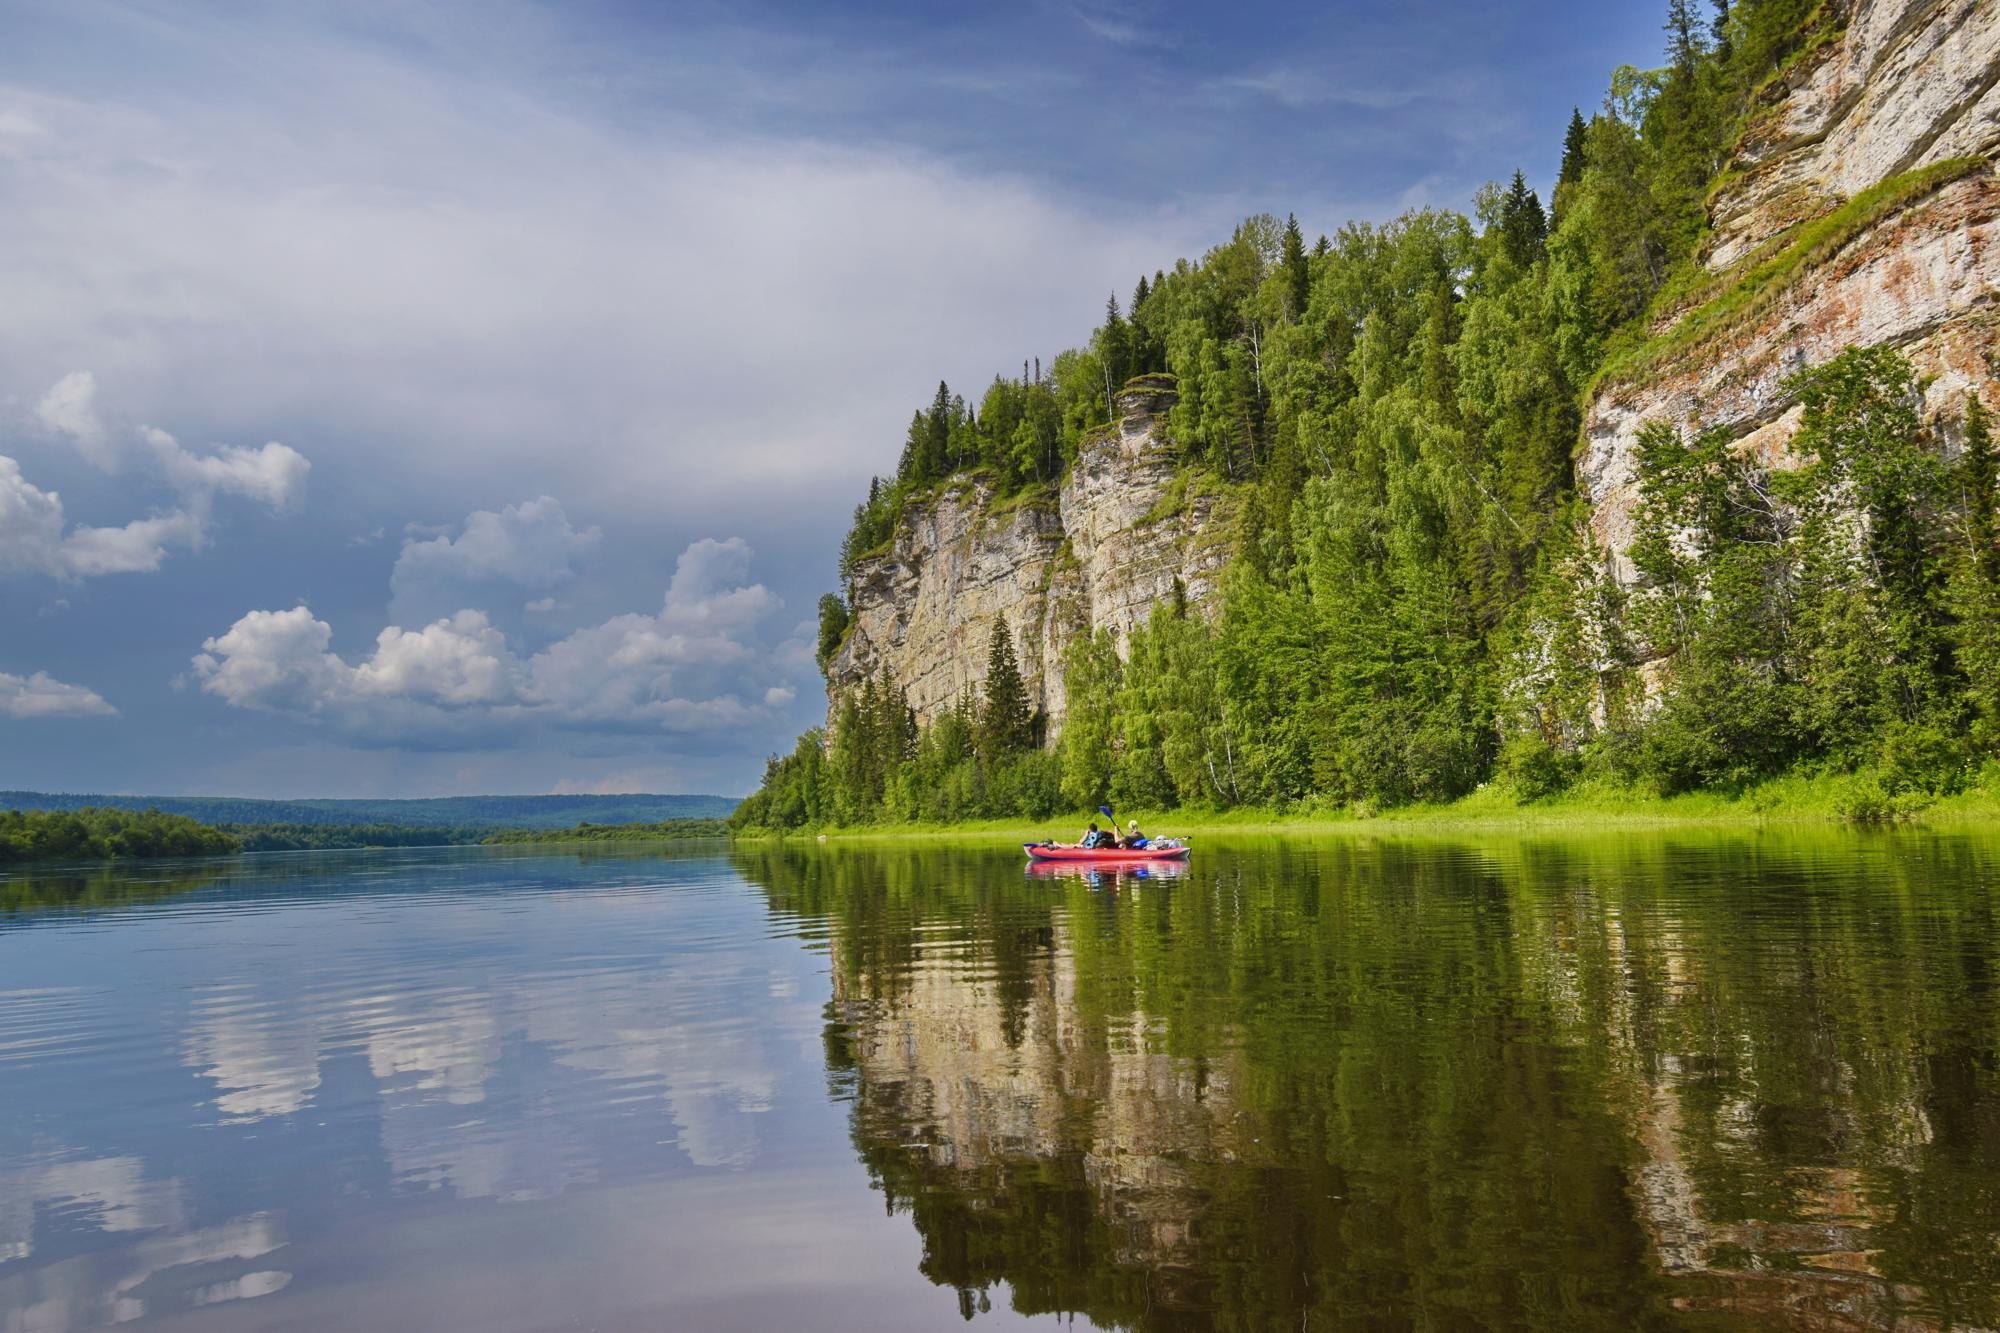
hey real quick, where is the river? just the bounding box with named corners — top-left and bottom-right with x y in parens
top-left (2, 833), bottom-right (1997, 1330)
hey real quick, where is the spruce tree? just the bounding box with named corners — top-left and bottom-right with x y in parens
top-left (1098, 295), bottom-right (1131, 412)
top-left (1281, 212), bottom-right (1310, 319)
top-left (1966, 397), bottom-right (1998, 584)
top-left (1558, 108), bottom-right (1587, 187)
top-left (923, 380), bottom-right (952, 480)
top-left (1664, 0), bottom-right (1704, 74)
top-left (1954, 397), bottom-right (2000, 737)
top-left (1499, 170), bottom-right (1547, 268)
top-left (980, 617), bottom-right (1034, 757)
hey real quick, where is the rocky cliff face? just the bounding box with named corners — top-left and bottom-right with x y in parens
top-left (826, 379), bottom-right (1234, 737)
top-left (1582, 0), bottom-right (2000, 586)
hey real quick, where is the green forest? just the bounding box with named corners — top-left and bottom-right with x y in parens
top-left (736, 0), bottom-right (2000, 830)
top-left (0, 791), bottom-right (737, 830)
top-left (0, 807), bottom-right (241, 864)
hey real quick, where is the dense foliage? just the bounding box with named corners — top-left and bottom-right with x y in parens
top-left (484, 818), bottom-right (732, 844)
top-left (229, 824), bottom-right (492, 851)
top-left (748, 1), bottom-right (1995, 829)
top-left (0, 807), bottom-right (241, 863)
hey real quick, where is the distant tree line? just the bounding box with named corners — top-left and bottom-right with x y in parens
top-left (484, 818), bottom-right (732, 844)
top-left (747, 2), bottom-right (2000, 828)
top-left (0, 808), bottom-right (240, 863)
top-left (227, 824), bottom-right (492, 851)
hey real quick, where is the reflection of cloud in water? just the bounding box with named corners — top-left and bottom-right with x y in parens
top-left (0, 1155), bottom-right (185, 1264)
top-left (0, 1154), bottom-right (287, 1329)
top-left (356, 987), bottom-right (502, 1106)
top-left (175, 937), bottom-right (798, 1191)
top-left (517, 964), bottom-right (779, 1169)
top-left (182, 985), bottom-right (324, 1121)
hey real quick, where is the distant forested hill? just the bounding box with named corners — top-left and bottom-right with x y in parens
top-left (0, 792), bottom-right (738, 831)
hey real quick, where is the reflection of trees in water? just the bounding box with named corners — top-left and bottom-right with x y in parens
top-left (0, 863), bottom-right (228, 916)
top-left (735, 834), bottom-right (2000, 1331)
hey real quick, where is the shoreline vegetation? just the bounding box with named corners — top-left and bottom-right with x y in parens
top-left (0, 809), bottom-right (737, 866)
top-left (12, 779), bottom-right (2000, 871)
top-left (732, 767), bottom-right (2000, 842)
top-left (1, 808), bottom-right (241, 865)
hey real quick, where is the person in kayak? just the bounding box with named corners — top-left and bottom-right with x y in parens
top-left (1122, 820), bottom-right (1148, 850)
top-left (1079, 821), bottom-right (1104, 849)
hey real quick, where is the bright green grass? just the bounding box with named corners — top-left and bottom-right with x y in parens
top-left (734, 767), bottom-right (2000, 845)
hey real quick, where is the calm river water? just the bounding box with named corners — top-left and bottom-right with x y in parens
top-left (3, 834), bottom-right (1999, 1330)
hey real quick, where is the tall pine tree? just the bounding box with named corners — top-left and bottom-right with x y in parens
top-left (1281, 213), bottom-right (1310, 319)
top-left (1499, 170), bottom-right (1547, 269)
top-left (1558, 108), bottom-right (1587, 187)
top-left (980, 618), bottom-right (1034, 758)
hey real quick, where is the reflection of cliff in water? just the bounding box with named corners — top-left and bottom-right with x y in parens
top-left (737, 836), bottom-right (2000, 1330)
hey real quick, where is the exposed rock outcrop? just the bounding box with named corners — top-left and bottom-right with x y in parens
top-left (1581, 0), bottom-right (2000, 588)
top-left (826, 379), bottom-right (1234, 738)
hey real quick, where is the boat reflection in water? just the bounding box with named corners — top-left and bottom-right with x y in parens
top-left (1022, 857), bottom-right (1190, 889)
top-left (739, 835), bottom-right (2000, 1331)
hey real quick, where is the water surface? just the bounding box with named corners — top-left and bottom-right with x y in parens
top-left (3, 833), bottom-right (1998, 1329)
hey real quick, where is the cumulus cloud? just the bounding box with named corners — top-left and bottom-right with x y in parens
top-left (142, 426), bottom-right (310, 509)
top-left (194, 537), bottom-right (790, 742)
top-left (354, 611), bottom-right (516, 706)
top-left (0, 669), bottom-right (116, 718)
top-left (190, 606), bottom-right (349, 713)
top-left (0, 455), bottom-right (205, 579)
top-left (35, 370), bottom-right (112, 465)
top-left (389, 497), bottom-right (599, 624)
top-left (2, 379), bottom-right (309, 582)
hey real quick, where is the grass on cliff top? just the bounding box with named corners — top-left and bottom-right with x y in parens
top-left (737, 766), bottom-right (2000, 845)
top-left (1590, 156), bottom-right (1987, 399)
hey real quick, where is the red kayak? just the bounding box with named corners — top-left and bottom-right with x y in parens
top-left (1023, 842), bottom-right (1190, 863)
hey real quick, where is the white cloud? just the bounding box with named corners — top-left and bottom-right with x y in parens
top-left (0, 454), bottom-right (204, 579)
top-left (0, 669), bottom-right (116, 718)
top-left (60, 509), bottom-right (208, 576)
top-left (389, 496), bottom-right (599, 624)
top-left (143, 426), bottom-right (310, 508)
top-left (190, 606), bottom-right (349, 713)
top-left (1209, 69), bottom-right (1420, 112)
top-left (0, 31), bottom-right (1202, 528)
top-left (354, 611), bottom-right (516, 706)
top-left (194, 537), bottom-right (791, 740)
top-left (2, 380), bottom-right (310, 582)
top-left (1071, 1), bottom-right (1171, 47)
top-left (35, 370), bottom-right (112, 465)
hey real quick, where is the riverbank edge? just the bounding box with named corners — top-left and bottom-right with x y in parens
top-left (729, 772), bottom-right (2000, 843)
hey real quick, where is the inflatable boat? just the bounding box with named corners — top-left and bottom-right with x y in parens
top-left (1023, 842), bottom-right (1190, 863)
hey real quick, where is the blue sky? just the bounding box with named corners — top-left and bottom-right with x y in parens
top-left (0, 0), bottom-right (1665, 798)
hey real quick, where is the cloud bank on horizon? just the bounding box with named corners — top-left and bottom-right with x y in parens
top-left (0, 0), bottom-right (1662, 798)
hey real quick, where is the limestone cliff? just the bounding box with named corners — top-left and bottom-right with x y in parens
top-left (1582, 0), bottom-right (2000, 587)
top-left (826, 377), bottom-right (1234, 737)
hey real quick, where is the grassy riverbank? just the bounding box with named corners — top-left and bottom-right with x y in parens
top-left (735, 767), bottom-right (2000, 842)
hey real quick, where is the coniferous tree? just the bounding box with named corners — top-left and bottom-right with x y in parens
top-left (1281, 213), bottom-right (1310, 319)
top-left (1499, 170), bottom-right (1547, 269)
top-left (1965, 397), bottom-right (1998, 584)
top-left (1558, 108), bottom-right (1588, 187)
top-left (1097, 294), bottom-right (1131, 416)
top-left (1664, 0), bottom-right (1704, 74)
top-left (1952, 397), bottom-right (2000, 740)
top-left (980, 618), bottom-right (1034, 758)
